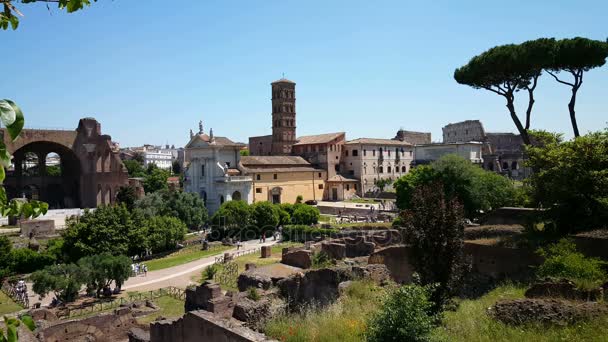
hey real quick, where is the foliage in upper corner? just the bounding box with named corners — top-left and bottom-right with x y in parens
top-left (1, 0), bottom-right (97, 30)
top-left (0, 99), bottom-right (48, 219)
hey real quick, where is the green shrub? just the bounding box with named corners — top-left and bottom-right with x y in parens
top-left (9, 248), bottom-right (55, 274)
top-left (19, 315), bottom-right (35, 331)
top-left (291, 204), bottom-right (320, 225)
top-left (203, 264), bottom-right (218, 281)
top-left (246, 287), bottom-right (260, 301)
top-left (282, 225), bottom-right (337, 242)
top-left (311, 251), bottom-right (332, 269)
top-left (251, 201), bottom-right (280, 236)
top-left (367, 284), bottom-right (437, 342)
top-left (295, 195), bottom-right (303, 204)
top-left (537, 239), bottom-right (607, 288)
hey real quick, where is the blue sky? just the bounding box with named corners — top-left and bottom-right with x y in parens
top-left (2, 0), bottom-right (607, 147)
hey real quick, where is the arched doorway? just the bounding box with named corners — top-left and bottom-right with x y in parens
top-left (232, 191), bottom-right (241, 201)
top-left (6, 141), bottom-right (82, 208)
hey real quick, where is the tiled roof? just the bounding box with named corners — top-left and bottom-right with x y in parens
top-left (293, 132), bottom-right (345, 146)
top-left (326, 174), bottom-right (359, 182)
top-left (240, 156), bottom-right (310, 166)
top-left (346, 138), bottom-right (413, 146)
top-left (242, 167), bottom-right (324, 173)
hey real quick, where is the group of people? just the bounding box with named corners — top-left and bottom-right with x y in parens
top-left (131, 263), bottom-right (148, 277)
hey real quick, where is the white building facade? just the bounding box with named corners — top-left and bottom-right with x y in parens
top-left (143, 148), bottom-right (173, 170)
top-left (183, 130), bottom-right (252, 214)
top-left (342, 138), bottom-right (414, 196)
top-left (413, 142), bottom-right (483, 165)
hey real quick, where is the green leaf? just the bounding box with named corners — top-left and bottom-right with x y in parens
top-left (0, 146), bottom-right (11, 169)
top-left (0, 166), bottom-right (4, 183)
top-left (22, 202), bottom-right (33, 219)
top-left (0, 187), bottom-right (6, 205)
top-left (8, 15), bottom-right (18, 30)
top-left (1, 100), bottom-right (24, 141)
top-left (0, 100), bottom-right (16, 127)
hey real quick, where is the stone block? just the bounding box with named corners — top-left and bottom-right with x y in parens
top-left (261, 246), bottom-right (272, 258)
top-left (20, 219), bottom-right (55, 238)
top-left (281, 249), bottom-right (312, 269)
top-left (232, 298), bottom-right (271, 325)
top-left (237, 271), bottom-right (273, 292)
top-left (322, 242), bottom-right (346, 260)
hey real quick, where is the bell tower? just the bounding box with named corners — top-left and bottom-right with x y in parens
top-left (271, 78), bottom-right (297, 155)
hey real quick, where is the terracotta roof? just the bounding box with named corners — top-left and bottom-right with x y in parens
top-left (271, 78), bottom-right (295, 84)
top-left (242, 167), bottom-right (324, 173)
top-left (346, 138), bottom-right (412, 146)
top-left (293, 132), bottom-right (345, 146)
top-left (326, 174), bottom-right (359, 182)
top-left (226, 168), bottom-right (241, 176)
top-left (240, 155), bottom-right (310, 166)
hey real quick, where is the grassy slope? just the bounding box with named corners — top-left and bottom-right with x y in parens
top-left (432, 284), bottom-right (608, 342)
top-left (137, 295), bottom-right (185, 324)
top-left (145, 245), bottom-right (231, 271)
top-left (264, 280), bottom-right (387, 342)
top-left (0, 291), bottom-right (22, 315)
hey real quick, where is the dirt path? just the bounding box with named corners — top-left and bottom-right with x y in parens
top-left (26, 238), bottom-right (279, 307)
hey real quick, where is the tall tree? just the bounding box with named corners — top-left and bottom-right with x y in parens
top-left (455, 44), bottom-right (536, 145)
top-left (545, 38), bottom-right (608, 137)
top-left (0, 0), bottom-right (96, 30)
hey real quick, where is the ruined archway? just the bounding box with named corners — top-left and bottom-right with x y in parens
top-left (5, 141), bottom-right (82, 209)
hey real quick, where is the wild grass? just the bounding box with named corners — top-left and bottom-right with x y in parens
top-left (264, 280), bottom-right (388, 342)
top-left (431, 284), bottom-right (608, 342)
top-left (145, 245), bottom-right (231, 271)
top-left (0, 291), bottom-right (22, 315)
top-left (137, 295), bottom-right (185, 324)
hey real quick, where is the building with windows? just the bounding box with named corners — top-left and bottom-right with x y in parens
top-left (240, 156), bottom-right (326, 204)
top-left (184, 127), bottom-right (252, 214)
top-left (342, 138), bottom-right (414, 196)
top-left (413, 142), bottom-right (483, 165)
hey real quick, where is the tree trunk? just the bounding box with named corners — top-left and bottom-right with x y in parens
top-left (568, 88), bottom-right (580, 137)
top-left (506, 101), bottom-right (531, 145)
top-left (525, 88), bottom-right (534, 130)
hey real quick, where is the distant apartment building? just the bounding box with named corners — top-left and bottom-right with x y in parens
top-left (413, 142), bottom-right (483, 165)
top-left (142, 147), bottom-right (173, 170)
top-left (342, 138), bottom-right (414, 196)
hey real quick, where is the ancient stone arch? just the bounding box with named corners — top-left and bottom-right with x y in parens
top-left (2, 118), bottom-right (129, 208)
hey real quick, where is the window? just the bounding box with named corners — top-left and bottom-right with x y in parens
top-left (352, 149), bottom-right (358, 157)
top-left (354, 184), bottom-right (358, 190)
top-left (318, 172), bottom-right (322, 178)
top-left (201, 165), bottom-right (205, 177)
top-left (511, 161), bottom-right (518, 170)
top-left (363, 167), bottom-right (367, 174)
top-left (345, 150), bottom-right (349, 157)
top-left (373, 149), bottom-right (376, 157)
top-left (273, 173), bottom-right (278, 180)
top-left (363, 149), bottom-right (366, 156)
top-left (346, 184), bottom-right (350, 191)
top-left (401, 166), bottom-right (406, 172)
top-left (335, 164), bottom-right (340, 172)
top-left (379, 166), bottom-right (384, 173)
top-left (318, 184), bottom-right (323, 189)
top-left (388, 149), bottom-right (391, 157)
top-left (256, 174), bottom-right (261, 181)
top-left (387, 166), bottom-right (392, 173)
